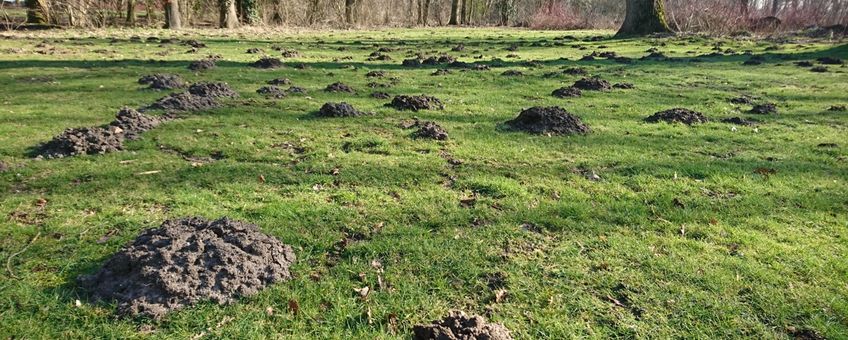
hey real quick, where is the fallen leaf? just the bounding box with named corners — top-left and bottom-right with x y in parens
top-left (287, 299), bottom-right (299, 315)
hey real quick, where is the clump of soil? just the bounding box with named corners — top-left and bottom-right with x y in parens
top-left (267, 78), bottom-right (291, 85)
top-left (371, 92), bottom-right (391, 99)
top-left (641, 52), bottom-right (668, 61)
top-left (645, 108), bottom-right (709, 125)
top-left (245, 48), bottom-right (263, 54)
top-left (188, 82), bottom-right (239, 98)
top-left (551, 86), bottom-right (582, 98)
top-left (188, 58), bottom-right (216, 71)
top-left (365, 70), bottom-right (386, 78)
top-left (505, 106), bottom-right (590, 135)
top-left (77, 217), bottom-right (296, 319)
top-left (613, 83), bottom-right (634, 89)
top-left (183, 39), bottom-right (206, 48)
top-left (110, 107), bottom-right (164, 140)
top-left (562, 67), bottom-right (588, 75)
top-left (252, 57), bottom-right (283, 69)
top-left (817, 57), bottom-right (843, 65)
top-left (451, 44), bottom-right (466, 52)
top-left (146, 92), bottom-right (220, 112)
top-left (794, 61), bottom-right (813, 67)
top-left (138, 73), bottom-right (185, 90)
top-left (423, 55), bottom-right (456, 65)
top-left (37, 127), bottom-right (124, 158)
top-left (730, 96), bottom-right (755, 105)
top-left (722, 117), bottom-right (759, 126)
top-left (325, 82), bottom-right (355, 93)
top-left (287, 86), bottom-right (307, 95)
top-left (402, 58), bottom-right (422, 67)
top-left (829, 105), bottom-right (846, 112)
top-left (257, 86), bottom-right (287, 98)
top-left (413, 121), bottom-right (449, 140)
top-left (573, 77), bottom-right (611, 91)
top-left (280, 49), bottom-right (300, 58)
top-left (501, 70), bottom-right (524, 76)
top-left (432, 69), bottom-right (452, 76)
top-left (810, 66), bottom-right (828, 72)
top-left (750, 103), bottom-right (778, 114)
top-left (316, 102), bottom-right (367, 117)
top-left (412, 310), bottom-right (513, 340)
top-left (386, 95), bottom-right (444, 111)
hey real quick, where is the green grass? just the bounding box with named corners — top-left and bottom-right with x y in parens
top-left (0, 27), bottom-right (846, 339)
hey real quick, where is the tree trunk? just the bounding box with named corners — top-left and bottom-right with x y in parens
top-left (345, 0), bottom-right (355, 24)
top-left (616, 0), bottom-right (671, 37)
top-left (739, 0), bottom-right (749, 19)
top-left (25, 0), bottom-right (48, 24)
top-left (219, 0), bottom-right (238, 28)
top-left (448, 0), bottom-right (459, 25)
top-left (459, 0), bottom-right (467, 25)
top-left (126, 0), bottom-right (135, 25)
top-left (239, 0), bottom-right (259, 25)
top-left (771, 0), bottom-right (781, 16)
top-left (165, 0), bottom-right (181, 29)
top-left (422, 0), bottom-right (431, 25)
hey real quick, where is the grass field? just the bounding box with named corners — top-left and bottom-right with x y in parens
top-left (0, 28), bottom-right (846, 339)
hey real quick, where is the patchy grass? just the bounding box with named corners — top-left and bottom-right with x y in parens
top-left (0, 28), bottom-right (846, 338)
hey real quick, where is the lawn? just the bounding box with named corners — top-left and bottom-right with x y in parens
top-left (0, 27), bottom-right (846, 339)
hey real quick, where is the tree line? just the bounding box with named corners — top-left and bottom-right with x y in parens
top-left (17, 0), bottom-right (848, 34)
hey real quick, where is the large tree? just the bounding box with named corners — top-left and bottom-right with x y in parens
top-left (616, 0), bottom-right (671, 36)
top-left (164, 0), bottom-right (181, 29)
top-left (448, 0), bottom-right (460, 25)
top-left (25, 0), bottom-right (48, 24)
top-left (220, 0), bottom-right (239, 28)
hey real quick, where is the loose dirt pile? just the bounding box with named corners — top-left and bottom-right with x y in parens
top-left (316, 102), bottom-right (367, 117)
top-left (110, 107), bottom-right (164, 140)
top-left (572, 77), bottom-right (611, 91)
top-left (325, 82), bottom-right (355, 93)
top-left (267, 78), bottom-right (291, 85)
top-left (77, 217), bottom-right (296, 319)
top-left (252, 57), bottom-right (283, 69)
top-left (138, 73), bottom-right (185, 90)
top-left (371, 91), bottom-right (391, 99)
top-left (506, 106), bottom-right (590, 135)
top-left (257, 86), bottom-right (287, 98)
top-left (413, 121), bottom-right (449, 140)
top-left (386, 95), bottom-right (444, 111)
top-left (413, 311), bottom-right (513, 340)
top-left (188, 82), bottom-right (239, 98)
top-left (501, 70), bottom-right (524, 76)
top-left (817, 57), bottom-right (843, 65)
top-left (188, 58), bottom-right (216, 71)
top-left (551, 87), bottom-right (582, 98)
top-left (750, 103), bottom-right (778, 114)
top-left (613, 82), bottom-right (634, 89)
top-left (722, 117), bottom-right (759, 126)
top-left (245, 48), bottom-right (263, 54)
top-left (37, 127), bottom-right (124, 158)
top-left (146, 92), bottom-right (220, 112)
top-left (645, 108), bottom-right (709, 125)
top-left (365, 70), bottom-right (386, 78)
top-left (562, 67), bottom-right (588, 75)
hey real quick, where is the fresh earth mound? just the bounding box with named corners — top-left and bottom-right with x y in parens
top-left (77, 217), bottom-right (296, 319)
top-left (138, 74), bottom-right (185, 90)
top-left (36, 127), bottom-right (124, 158)
top-left (573, 77), bottom-right (611, 91)
top-left (750, 103), bottom-right (778, 114)
top-left (413, 121), bottom-right (449, 140)
top-left (316, 102), bottom-right (366, 117)
top-left (325, 82), bottom-right (355, 93)
top-left (109, 107), bottom-right (164, 140)
top-left (145, 92), bottom-right (220, 112)
top-left (386, 95), bottom-right (444, 111)
top-left (645, 108), bottom-right (709, 125)
top-left (551, 86), bottom-right (582, 98)
top-left (506, 106), bottom-right (590, 135)
top-left (188, 58), bottom-right (216, 71)
top-left (412, 310), bottom-right (513, 340)
top-left (252, 57), bottom-right (283, 69)
top-left (722, 117), bottom-right (759, 126)
top-left (257, 86), bottom-right (286, 98)
top-left (188, 82), bottom-right (239, 98)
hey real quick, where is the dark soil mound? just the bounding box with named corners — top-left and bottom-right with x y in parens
top-left (257, 86), bottom-right (287, 98)
top-left (267, 78), bottom-right (291, 85)
top-left (432, 69), bottom-right (453, 76)
top-left (252, 57), bottom-right (283, 69)
top-left (37, 127), bottom-right (124, 158)
top-left (146, 92), bottom-right (219, 112)
top-left (371, 91), bottom-right (391, 99)
top-left (423, 55), bottom-right (456, 65)
top-left (280, 49), bottom-right (300, 58)
top-left (110, 107), bottom-right (164, 140)
top-left (188, 59), bottom-right (216, 71)
top-left (810, 66), bottom-right (829, 72)
top-left (316, 102), bottom-right (367, 117)
top-left (613, 83), bottom-right (635, 89)
top-left (794, 61), bottom-right (814, 67)
top-left (402, 58), bottom-right (422, 67)
top-left (551, 86), bottom-right (582, 98)
top-left (750, 103), bottom-right (778, 114)
top-left (246, 48), bottom-right (263, 54)
top-left (325, 82), bottom-right (355, 93)
top-left (183, 39), bottom-right (206, 48)
top-left (722, 117), bottom-right (759, 126)
top-left (562, 67), bottom-right (588, 75)
top-left (138, 73), bottom-right (185, 90)
top-left (645, 108), bottom-right (708, 125)
top-left (817, 57), bottom-right (843, 65)
top-left (506, 106), bottom-right (590, 135)
top-left (287, 86), bottom-right (307, 95)
top-left (730, 96), bottom-right (755, 105)
top-left (365, 70), bottom-right (386, 78)
top-left (573, 77), bottom-right (611, 91)
top-left (188, 82), bottom-right (239, 98)
top-left (412, 310), bottom-right (513, 340)
top-left (386, 95), bottom-right (444, 111)
top-left (77, 217), bottom-right (295, 319)
top-left (501, 70), bottom-right (524, 76)
top-left (451, 44), bottom-right (465, 52)
top-left (828, 105), bottom-right (846, 112)
top-left (641, 52), bottom-right (668, 61)
top-left (413, 121), bottom-right (449, 140)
